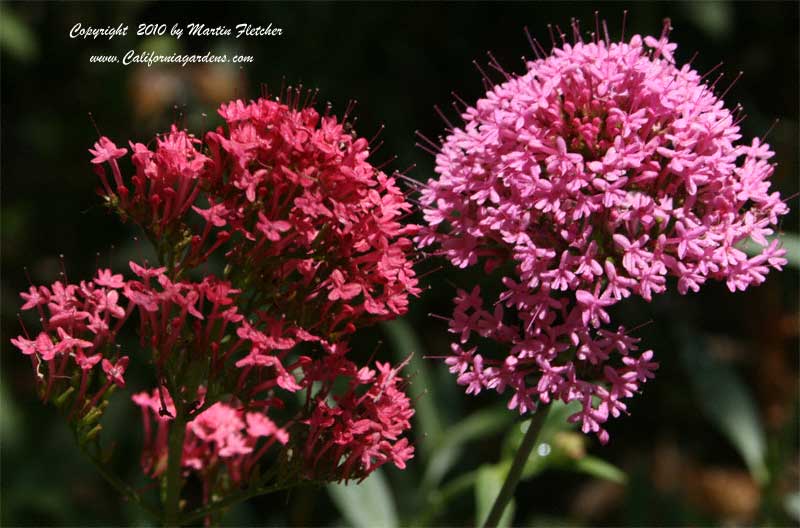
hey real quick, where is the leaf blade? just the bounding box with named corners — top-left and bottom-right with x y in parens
top-left (568, 455), bottom-right (628, 484)
top-left (382, 319), bottom-right (442, 457)
top-left (475, 464), bottom-right (515, 528)
top-left (422, 406), bottom-right (515, 490)
top-left (681, 333), bottom-right (769, 484)
top-left (327, 470), bottom-right (398, 528)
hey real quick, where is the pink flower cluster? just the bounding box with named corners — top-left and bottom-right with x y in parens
top-left (90, 126), bottom-right (209, 236)
top-left (131, 353), bottom-right (414, 490)
top-left (133, 390), bottom-right (288, 486)
top-left (11, 270), bottom-right (131, 418)
top-left (303, 359), bottom-right (415, 481)
top-left (12, 262), bottom-right (247, 403)
top-left (12, 93), bottom-right (418, 503)
top-left (418, 25), bottom-right (788, 442)
top-left (90, 96), bottom-right (420, 336)
top-left (202, 97), bottom-right (420, 331)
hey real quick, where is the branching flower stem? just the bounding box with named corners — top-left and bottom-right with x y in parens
top-left (179, 481), bottom-right (293, 525)
top-left (82, 450), bottom-right (161, 522)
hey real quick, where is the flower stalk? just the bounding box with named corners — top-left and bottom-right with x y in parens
top-left (164, 409), bottom-right (187, 526)
top-left (482, 405), bottom-right (550, 528)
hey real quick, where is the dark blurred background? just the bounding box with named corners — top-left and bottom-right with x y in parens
top-left (1, 2), bottom-right (798, 527)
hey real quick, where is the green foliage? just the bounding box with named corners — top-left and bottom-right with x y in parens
top-left (475, 464), bottom-right (515, 528)
top-left (784, 492), bottom-right (800, 523)
top-left (503, 400), bottom-right (627, 485)
top-left (422, 406), bottom-right (514, 492)
top-left (567, 455), bottom-right (628, 484)
top-left (681, 332), bottom-right (769, 484)
top-left (382, 320), bottom-right (443, 457)
top-left (0, 6), bottom-right (38, 62)
top-left (327, 470), bottom-right (398, 528)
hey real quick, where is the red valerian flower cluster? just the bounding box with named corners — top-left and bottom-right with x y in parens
top-left (302, 358), bottom-right (415, 480)
top-left (12, 271), bottom-right (131, 424)
top-left (133, 389), bottom-right (289, 485)
top-left (418, 22), bottom-right (788, 443)
top-left (12, 92), bottom-right (419, 516)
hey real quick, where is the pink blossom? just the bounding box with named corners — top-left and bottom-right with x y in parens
top-left (95, 268), bottom-right (125, 289)
top-left (102, 356), bottom-right (129, 387)
top-left (89, 137), bottom-right (127, 164)
top-left (20, 286), bottom-right (48, 310)
top-left (418, 21), bottom-right (788, 443)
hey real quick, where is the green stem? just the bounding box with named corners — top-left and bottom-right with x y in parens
top-left (179, 481), bottom-right (292, 525)
top-left (164, 411), bottom-right (187, 526)
top-left (85, 453), bottom-right (162, 521)
top-left (482, 405), bottom-right (550, 528)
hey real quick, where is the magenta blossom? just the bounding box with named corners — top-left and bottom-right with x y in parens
top-left (418, 21), bottom-right (788, 443)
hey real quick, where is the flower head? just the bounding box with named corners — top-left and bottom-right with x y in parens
top-left (418, 21), bottom-right (788, 442)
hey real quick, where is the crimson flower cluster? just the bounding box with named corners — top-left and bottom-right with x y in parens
top-left (12, 272), bottom-right (131, 427)
top-left (133, 389), bottom-right (289, 486)
top-left (302, 358), bottom-right (415, 480)
top-left (12, 93), bottom-right (419, 515)
top-left (418, 24), bottom-right (788, 443)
